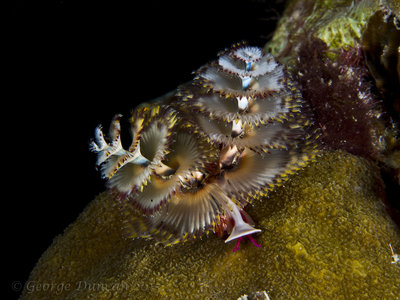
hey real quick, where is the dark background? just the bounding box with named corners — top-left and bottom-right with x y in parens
top-left (8, 0), bottom-right (285, 296)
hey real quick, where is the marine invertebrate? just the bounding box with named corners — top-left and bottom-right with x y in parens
top-left (90, 43), bottom-right (317, 246)
top-left (389, 243), bottom-right (400, 265)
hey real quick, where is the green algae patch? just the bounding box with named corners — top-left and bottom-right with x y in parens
top-left (20, 151), bottom-right (400, 299)
top-left (266, 0), bottom-right (379, 59)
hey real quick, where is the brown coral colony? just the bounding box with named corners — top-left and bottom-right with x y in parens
top-left (90, 43), bottom-right (317, 246)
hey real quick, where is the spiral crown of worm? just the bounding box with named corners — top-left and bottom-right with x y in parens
top-left (90, 43), bottom-right (318, 245)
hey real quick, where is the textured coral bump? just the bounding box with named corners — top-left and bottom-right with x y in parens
top-left (90, 43), bottom-right (317, 248)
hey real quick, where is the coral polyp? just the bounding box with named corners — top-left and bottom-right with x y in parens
top-left (90, 43), bottom-right (317, 246)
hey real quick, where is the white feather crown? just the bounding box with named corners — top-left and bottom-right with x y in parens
top-left (90, 43), bottom-right (318, 246)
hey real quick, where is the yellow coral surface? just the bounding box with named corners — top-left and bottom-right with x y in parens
top-left (20, 151), bottom-right (400, 299)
